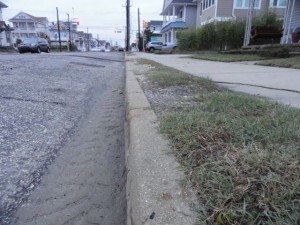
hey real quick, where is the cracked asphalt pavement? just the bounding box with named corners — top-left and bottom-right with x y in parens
top-left (0, 52), bottom-right (126, 225)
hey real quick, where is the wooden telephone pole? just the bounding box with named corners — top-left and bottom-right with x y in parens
top-left (126, 0), bottom-right (130, 51)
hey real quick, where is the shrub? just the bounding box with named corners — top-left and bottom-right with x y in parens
top-left (178, 21), bottom-right (245, 51)
top-left (253, 11), bottom-right (283, 29)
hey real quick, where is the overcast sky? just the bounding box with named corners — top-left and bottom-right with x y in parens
top-left (2, 0), bottom-right (163, 46)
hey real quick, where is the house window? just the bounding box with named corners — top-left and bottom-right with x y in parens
top-left (270, 0), bottom-right (286, 7)
top-left (234, 0), bottom-right (261, 9)
top-left (202, 0), bottom-right (215, 11)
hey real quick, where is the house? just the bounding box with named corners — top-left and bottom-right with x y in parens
top-left (160, 0), bottom-right (198, 44)
top-left (148, 20), bottom-right (163, 41)
top-left (282, 0), bottom-right (300, 43)
top-left (194, 0), bottom-right (286, 26)
top-left (149, 20), bottom-right (163, 33)
top-left (0, 1), bottom-right (13, 46)
top-left (9, 12), bottom-right (50, 45)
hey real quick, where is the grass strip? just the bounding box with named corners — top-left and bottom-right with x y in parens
top-left (137, 59), bottom-right (300, 225)
top-left (189, 53), bottom-right (266, 62)
top-left (255, 56), bottom-right (300, 69)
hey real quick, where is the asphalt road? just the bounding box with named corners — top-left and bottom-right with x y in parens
top-left (0, 52), bottom-right (126, 225)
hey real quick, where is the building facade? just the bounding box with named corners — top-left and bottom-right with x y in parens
top-left (9, 12), bottom-right (50, 45)
top-left (160, 0), bottom-right (198, 44)
top-left (148, 20), bottom-right (163, 41)
top-left (194, 0), bottom-right (286, 26)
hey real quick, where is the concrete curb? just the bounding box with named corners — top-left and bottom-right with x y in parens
top-left (125, 55), bottom-right (198, 225)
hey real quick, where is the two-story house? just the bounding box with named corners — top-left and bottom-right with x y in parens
top-left (0, 1), bottom-right (13, 46)
top-left (160, 0), bottom-right (198, 44)
top-left (49, 20), bottom-right (81, 50)
top-left (194, 0), bottom-right (286, 26)
top-left (9, 12), bottom-right (50, 44)
top-left (148, 20), bottom-right (164, 41)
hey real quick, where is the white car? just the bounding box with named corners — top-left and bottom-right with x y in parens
top-left (91, 46), bottom-right (105, 52)
top-left (162, 42), bottom-right (178, 51)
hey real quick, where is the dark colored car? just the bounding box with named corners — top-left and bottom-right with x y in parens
top-left (18, 38), bottom-right (50, 54)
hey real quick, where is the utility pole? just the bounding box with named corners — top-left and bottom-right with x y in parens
top-left (138, 8), bottom-right (141, 51)
top-left (126, 0), bottom-right (130, 51)
top-left (66, 12), bottom-right (71, 51)
top-left (87, 27), bottom-right (89, 51)
top-left (56, 7), bottom-right (62, 52)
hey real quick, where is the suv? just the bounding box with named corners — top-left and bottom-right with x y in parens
top-left (145, 41), bottom-right (163, 52)
top-left (18, 38), bottom-right (50, 54)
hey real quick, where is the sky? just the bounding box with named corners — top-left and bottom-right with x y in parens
top-left (2, 0), bottom-right (164, 46)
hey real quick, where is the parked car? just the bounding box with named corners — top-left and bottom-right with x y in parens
top-left (18, 38), bottom-right (50, 53)
top-left (91, 46), bottom-right (105, 52)
top-left (145, 41), bottom-right (163, 52)
top-left (162, 42), bottom-right (178, 51)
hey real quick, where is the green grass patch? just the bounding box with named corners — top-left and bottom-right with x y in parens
top-left (137, 58), bottom-right (217, 91)
top-left (256, 56), bottom-right (300, 69)
top-left (161, 94), bottom-right (300, 224)
top-left (190, 53), bottom-right (266, 62)
top-left (138, 59), bottom-right (300, 225)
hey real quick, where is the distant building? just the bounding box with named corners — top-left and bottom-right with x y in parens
top-left (148, 20), bottom-right (163, 42)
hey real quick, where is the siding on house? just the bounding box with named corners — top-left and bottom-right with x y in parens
top-left (291, 0), bottom-right (300, 30)
top-left (200, 5), bottom-right (216, 24)
top-left (197, 0), bottom-right (286, 25)
top-left (185, 5), bottom-right (197, 27)
top-left (217, 0), bottom-right (234, 17)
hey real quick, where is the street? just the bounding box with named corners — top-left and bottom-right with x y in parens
top-left (0, 52), bottom-right (126, 225)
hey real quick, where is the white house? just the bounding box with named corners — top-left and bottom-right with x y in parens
top-left (148, 20), bottom-right (164, 42)
top-left (9, 12), bottom-right (50, 45)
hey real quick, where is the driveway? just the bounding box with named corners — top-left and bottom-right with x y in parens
top-left (137, 53), bottom-right (300, 108)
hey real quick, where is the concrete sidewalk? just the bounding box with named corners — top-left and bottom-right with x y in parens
top-left (137, 52), bottom-right (300, 108)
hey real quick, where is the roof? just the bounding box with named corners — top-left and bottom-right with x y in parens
top-left (9, 12), bottom-right (49, 23)
top-left (0, 1), bottom-right (8, 8)
top-left (149, 20), bottom-right (163, 26)
top-left (160, 21), bottom-right (188, 33)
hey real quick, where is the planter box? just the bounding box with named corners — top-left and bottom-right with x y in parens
top-left (251, 27), bottom-right (283, 39)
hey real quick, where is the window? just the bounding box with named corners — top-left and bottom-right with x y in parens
top-left (202, 0), bottom-right (215, 10)
top-left (270, 0), bottom-right (287, 7)
top-left (234, 0), bottom-right (261, 9)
